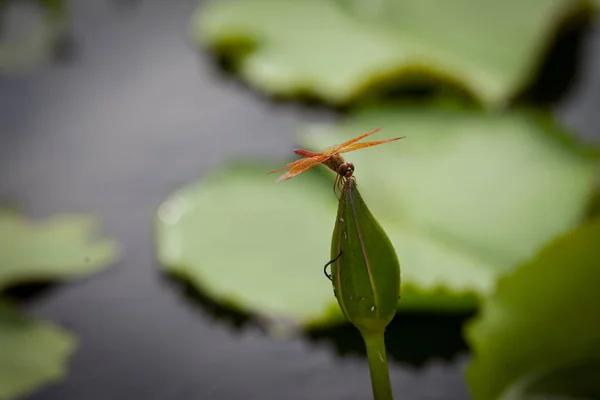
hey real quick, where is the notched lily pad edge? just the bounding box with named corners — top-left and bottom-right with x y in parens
top-left (191, 0), bottom-right (600, 108)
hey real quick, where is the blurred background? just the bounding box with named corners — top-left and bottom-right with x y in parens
top-left (1, 1), bottom-right (599, 400)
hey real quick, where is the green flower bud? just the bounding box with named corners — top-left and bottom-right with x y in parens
top-left (329, 179), bottom-right (401, 334)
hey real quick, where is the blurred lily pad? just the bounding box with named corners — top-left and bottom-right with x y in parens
top-left (300, 105), bottom-right (600, 273)
top-left (193, 0), bottom-right (597, 108)
top-left (156, 164), bottom-right (339, 326)
top-left (0, 301), bottom-right (76, 400)
top-left (155, 106), bottom-right (599, 327)
top-left (498, 360), bottom-right (600, 400)
top-left (0, 211), bottom-right (118, 398)
top-left (0, 210), bottom-right (120, 290)
top-left (0, 0), bottom-right (69, 74)
top-left (465, 217), bottom-right (600, 400)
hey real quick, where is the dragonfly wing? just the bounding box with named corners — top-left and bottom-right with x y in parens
top-left (294, 148), bottom-right (321, 157)
top-left (330, 127), bottom-right (383, 153)
top-left (337, 137), bottom-right (404, 154)
top-left (275, 154), bottom-right (330, 183)
top-left (267, 156), bottom-right (314, 175)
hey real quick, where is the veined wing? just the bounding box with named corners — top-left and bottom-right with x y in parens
top-left (293, 149), bottom-right (321, 157)
top-left (337, 137), bottom-right (404, 154)
top-left (267, 156), bottom-right (315, 176)
top-left (274, 154), bottom-right (330, 183)
top-left (329, 127), bottom-right (383, 153)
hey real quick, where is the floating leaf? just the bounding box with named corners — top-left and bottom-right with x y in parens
top-left (0, 211), bottom-right (120, 290)
top-left (155, 106), bottom-right (599, 327)
top-left (156, 163), bottom-right (339, 325)
top-left (0, 0), bottom-right (69, 74)
top-left (0, 211), bottom-right (118, 398)
top-left (465, 217), bottom-right (600, 400)
top-left (193, 0), bottom-right (597, 108)
top-left (300, 105), bottom-right (600, 276)
top-left (498, 360), bottom-right (600, 400)
top-left (0, 301), bottom-right (76, 400)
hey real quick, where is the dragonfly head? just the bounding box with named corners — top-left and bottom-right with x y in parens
top-left (338, 162), bottom-right (355, 179)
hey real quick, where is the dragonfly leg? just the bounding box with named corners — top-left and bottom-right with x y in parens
top-left (338, 176), bottom-right (346, 196)
top-left (333, 174), bottom-right (341, 201)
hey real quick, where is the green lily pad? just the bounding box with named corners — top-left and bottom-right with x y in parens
top-left (300, 105), bottom-right (599, 271)
top-left (464, 217), bottom-right (600, 400)
top-left (498, 360), bottom-right (600, 400)
top-left (193, 0), bottom-right (597, 108)
top-left (0, 301), bottom-right (76, 400)
top-left (0, 210), bottom-right (119, 398)
top-left (155, 106), bottom-right (599, 327)
top-left (0, 0), bottom-right (69, 74)
top-left (0, 211), bottom-right (121, 290)
top-left (156, 163), bottom-right (340, 326)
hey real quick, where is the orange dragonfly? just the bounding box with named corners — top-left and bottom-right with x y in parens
top-left (268, 127), bottom-right (404, 197)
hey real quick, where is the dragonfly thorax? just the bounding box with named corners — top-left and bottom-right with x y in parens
top-left (324, 154), bottom-right (355, 179)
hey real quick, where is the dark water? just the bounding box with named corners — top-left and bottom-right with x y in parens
top-left (0, 1), bottom-right (599, 399)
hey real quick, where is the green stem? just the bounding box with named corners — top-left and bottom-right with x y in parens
top-left (361, 330), bottom-right (394, 400)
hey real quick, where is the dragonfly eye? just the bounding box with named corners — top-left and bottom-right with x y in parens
top-left (339, 162), bottom-right (355, 178)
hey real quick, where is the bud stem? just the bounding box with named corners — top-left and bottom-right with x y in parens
top-left (362, 331), bottom-right (394, 400)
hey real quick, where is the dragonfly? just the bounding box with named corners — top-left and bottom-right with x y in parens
top-left (268, 127), bottom-right (404, 198)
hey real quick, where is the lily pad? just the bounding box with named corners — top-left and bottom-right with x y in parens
top-left (0, 211), bottom-right (120, 290)
top-left (155, 106), bottom-right (599, 327)
top-left (193, 0), bottom-right (597, 108)
top-left (464, 217), bottom-right (600, 400)
top-left (0, 211), bottom-right (119, 398)
top-left (299, 105), bottom-right (600, 272)
top-left (498, 360), bottom-right (600, 400)
top-left (0, 0), bottom-right (69, 74)
top-left (156, 163), bottom-right (340, 326)
top-left (0, 301), bottom-right (76, 400)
